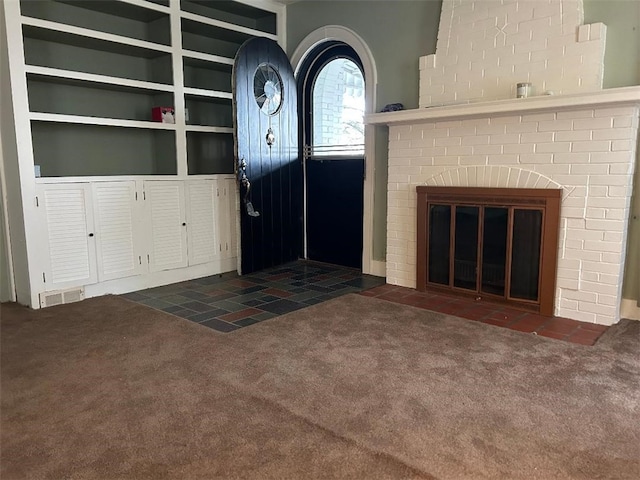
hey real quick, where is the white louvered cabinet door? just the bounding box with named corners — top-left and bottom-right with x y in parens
top-left (186, 180), bottom-right (220, 266)
top-left (145, 181), bottom-right (188, 272)
top-left (38, 184), bottom-right (98, 291)
top-left (217, 178), bottom-right (237, 260)
top-left (92, 181), bottom-right (144, 281)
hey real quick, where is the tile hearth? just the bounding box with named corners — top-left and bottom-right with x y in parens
top-left (361, 284), bottom-right (609, 346)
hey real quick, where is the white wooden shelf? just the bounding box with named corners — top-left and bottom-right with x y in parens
top-left (21, 17), bottom-right (172, 58)
top-left (180, 10), bottom-right (278, 42)
top-left (35, 175), bottom-right (178, 184)
top-left (30, 112), bottom-right (177, 130)
top-left (25, 65), bottom-right (174, 93)
top-left (182, 50), bottom-right (235, 68)
top-left (185, 126), bottom-right (234, 134)
top-left (184, 87), bottom-right (233, 101)
top-left (83, 0), bottom-right (171, 19)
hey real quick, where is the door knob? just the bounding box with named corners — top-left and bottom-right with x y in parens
top-left (265, 127), bottom-right (275, 147)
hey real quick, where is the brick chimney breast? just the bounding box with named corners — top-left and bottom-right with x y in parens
top-left (419, 0), bottom-right (606, 107)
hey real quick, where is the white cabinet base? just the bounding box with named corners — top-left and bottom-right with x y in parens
top-left (84, 256), bottom-right (236, 299)
top-left (34, 177), bottom-right (238, 308)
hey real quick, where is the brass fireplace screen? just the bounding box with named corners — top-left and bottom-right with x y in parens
top-left (416, 187), bottom-right (561, 315)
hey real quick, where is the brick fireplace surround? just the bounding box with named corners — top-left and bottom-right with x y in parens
top-left (367, 0), bottom-right (640, 325)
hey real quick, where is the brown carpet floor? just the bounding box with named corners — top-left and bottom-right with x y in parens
top-left (1, 294), bottom-right (639, 479)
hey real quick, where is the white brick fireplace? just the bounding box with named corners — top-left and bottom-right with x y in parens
top-left (367, 0), bottom-right (640, 325)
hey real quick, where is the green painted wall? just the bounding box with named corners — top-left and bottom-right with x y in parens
top-left (585, 0), bottom-right (640, 89)
top-left (286, 0), bottom-right (442, 261)
top-left (287, 1), bottom-right (442, 110)
top-left (1, 2), bottom-right (13, 303)
top-left (0, 183), bottom-right (10, 303)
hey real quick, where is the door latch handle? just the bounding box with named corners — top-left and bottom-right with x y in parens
top-left (238, 157), bottom-right (260, 218)
top-left (241, 175), bottom-right (260, 217)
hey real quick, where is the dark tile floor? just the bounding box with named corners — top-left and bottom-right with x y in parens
top-left (122, 260), bottom-right (385, 333)
top-left (123, 260), bottom-right (609, 345)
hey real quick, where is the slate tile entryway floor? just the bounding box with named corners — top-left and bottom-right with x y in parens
top-left (122, 260), bottom-right (385, 333)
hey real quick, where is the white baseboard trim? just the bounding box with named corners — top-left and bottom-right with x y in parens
top-left (620, 298), bottom-right (640, 320)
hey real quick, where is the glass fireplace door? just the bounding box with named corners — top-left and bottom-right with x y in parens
top-left (428, 204), bottom-right (451, 286)
top-left (453, 206), bottom-right (479, 290)
top-left (426, 203), bottom-right (544, 305)
top-left (481, 207), bottom-right (509, 296)
top-left (510, 209), bottom-right (543, 301)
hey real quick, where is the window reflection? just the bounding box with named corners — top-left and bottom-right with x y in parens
top-left (428, 204), bottom-right (451, 285)
top-left (311, 58), bottom-right (365, 156)
top-left (510, 209), bottom-right (542, 301)
top-left (481, 207), bottom-right (508, 296)
top-left (454, 206), bottom-right (479, 290)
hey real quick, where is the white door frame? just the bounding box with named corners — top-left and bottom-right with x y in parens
top-left (291, 26), bottom-right (384, 276)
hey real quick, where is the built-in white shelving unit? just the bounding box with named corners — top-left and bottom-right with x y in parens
top-left (2, 0), bottom-right (285, 308)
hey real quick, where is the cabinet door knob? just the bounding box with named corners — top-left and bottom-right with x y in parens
top-left (182, 222), bottom-right (186, 226)
top-left (88, 233), bottom-right (94, 237)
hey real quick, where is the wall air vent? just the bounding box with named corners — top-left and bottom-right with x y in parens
top-left (39, 288), bottom-right (85, 308)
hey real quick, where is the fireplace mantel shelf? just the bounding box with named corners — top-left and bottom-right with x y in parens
top-left (365, 86), bottom-right (640, 125)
